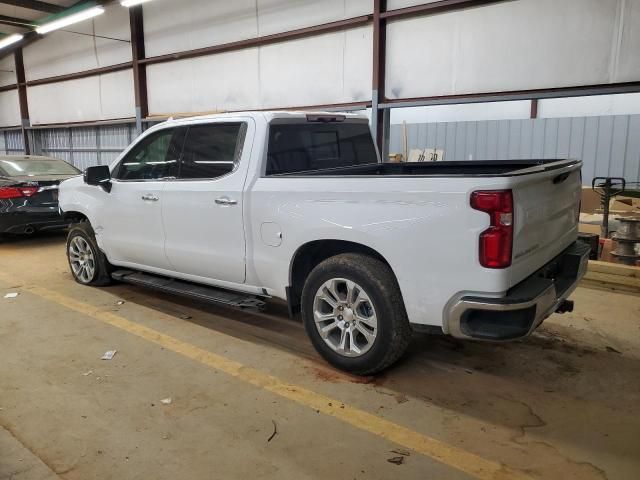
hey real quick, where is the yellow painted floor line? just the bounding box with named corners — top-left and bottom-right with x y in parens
top-left (9, 280), bottom-right (531, 480)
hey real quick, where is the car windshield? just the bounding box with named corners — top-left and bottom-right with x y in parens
top-left (0, 158), bottom-right (80, 177)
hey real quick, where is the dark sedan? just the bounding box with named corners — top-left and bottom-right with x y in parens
top-left (0, 155), bottom-right (81, 236)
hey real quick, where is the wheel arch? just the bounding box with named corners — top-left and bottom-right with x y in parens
top-left (287, 239), bottom-right (400, 317)
top-left (63, 210), bottom-right (90, 224)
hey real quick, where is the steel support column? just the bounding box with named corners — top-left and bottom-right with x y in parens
top-left (380, 107), bottom-right (390, 161)
top-left (530, 99), bottom-right (538, 119)
top-left (372, 0), bottom-right (387, 159)
top-left (14, 48), bottom-right (30, 154)
top-left (130, 5), bottom-right (148, 135)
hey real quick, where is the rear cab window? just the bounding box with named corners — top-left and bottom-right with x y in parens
top-left (265, 118), bottom-right (377, 176)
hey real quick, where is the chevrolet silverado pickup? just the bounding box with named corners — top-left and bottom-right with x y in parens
top-left (59, 111), bottom-right (588, 374)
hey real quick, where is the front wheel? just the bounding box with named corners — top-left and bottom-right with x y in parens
top-left (66, 222), bottom-right (113, 286)
top-left (301, 253), bottom-right (412, 375)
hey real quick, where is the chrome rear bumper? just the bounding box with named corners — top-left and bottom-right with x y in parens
top-left (445, 242), bottom-right (590, 341)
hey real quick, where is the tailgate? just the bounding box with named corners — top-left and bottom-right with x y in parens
top-left (510, 161), bottom-right (582, 286)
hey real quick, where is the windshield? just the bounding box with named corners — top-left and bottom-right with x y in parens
top-left (0, 158), bottom-right (80, 177)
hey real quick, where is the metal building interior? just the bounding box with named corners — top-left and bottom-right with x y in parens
top-left (0, 1), bottom-right (639, 479)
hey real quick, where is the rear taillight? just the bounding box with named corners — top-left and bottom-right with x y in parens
top-left (0, 186), bottom-right (38, 199)
top-left (470, 190), bottom-right (514, 269)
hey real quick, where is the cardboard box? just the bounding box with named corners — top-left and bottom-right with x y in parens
top-left (579, 223), bottom-right (602, 235)
top-left (582, 186), bottom-right (640, 216)
top-left (580, 187), bottom-right (602, 214)
top-left (600, 238), bottom-right (615, 263)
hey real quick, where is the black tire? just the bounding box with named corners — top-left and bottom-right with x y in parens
top-left (66, 222), bottom-right (113, 286)
top-left (301, 253), bottom-right (412, 375)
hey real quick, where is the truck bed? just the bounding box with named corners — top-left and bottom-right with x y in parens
top-left (270, 159), bottom-right (579, 177)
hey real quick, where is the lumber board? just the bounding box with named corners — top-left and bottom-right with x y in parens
top-left (583, 271), bottom-right (640, 289)
top-left (588, 260), bottom-right (639, 278)
top-left (580, 279), bottom-right (640, 295)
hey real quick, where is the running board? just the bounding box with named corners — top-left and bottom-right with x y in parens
top-left (111, 270), bottom-right (266, 310)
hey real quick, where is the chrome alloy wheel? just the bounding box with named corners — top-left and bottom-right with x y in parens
top-left (313, 278), bottom-right (378, 357)
top-left (68, 236), bottom-right (96, 284)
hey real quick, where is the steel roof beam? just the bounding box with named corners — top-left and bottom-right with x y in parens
top-left (0, 1), bottom-right (64, 14)
top-left (0, 14), bottom-right (34, 29)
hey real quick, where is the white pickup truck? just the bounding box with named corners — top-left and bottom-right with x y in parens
top-left (59, 111), bottom-right (589, 374)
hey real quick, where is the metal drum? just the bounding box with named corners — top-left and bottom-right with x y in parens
top-left (611, 217), bottom-right (640, 266)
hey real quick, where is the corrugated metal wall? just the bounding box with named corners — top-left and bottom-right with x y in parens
top-left (3, 114), bottom-right (640, 186)
top-left (0, 130), bottom-right (25, 155)
top-left (33, 124), bottom-right (137, 170)
top-left (390, 115), bottom-right (640, 185)
top-left (0, 124), bottom-right (137, 169)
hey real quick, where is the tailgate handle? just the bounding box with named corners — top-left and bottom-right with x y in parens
top-left (553, 172), bottom-right (570, 184)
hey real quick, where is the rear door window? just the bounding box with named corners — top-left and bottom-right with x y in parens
top-left (266, 122), bottom-right (377, 175)
top-left (178, 123), bottom-right (245, 180)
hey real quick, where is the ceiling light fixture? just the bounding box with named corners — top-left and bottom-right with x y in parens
top-left (0, 33), bottom-right (24, 49)
top-left (120, 0), bottom-right (155, 7)
top-left (35, 6), bottom-right (105, 35)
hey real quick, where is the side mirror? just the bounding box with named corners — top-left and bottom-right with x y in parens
top-left (84, 165), bottom-right (112, 193)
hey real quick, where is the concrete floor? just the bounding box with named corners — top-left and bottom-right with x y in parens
top-left (0, 232), bottom-right (639, 480)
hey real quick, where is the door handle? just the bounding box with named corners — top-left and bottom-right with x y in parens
top-left (215, 197), bottom-right (238, 206)
top-left (141, 194), bottom-right (159, 202)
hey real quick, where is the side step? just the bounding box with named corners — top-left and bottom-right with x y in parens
top-left (111, 270), bottom-right (266, 310)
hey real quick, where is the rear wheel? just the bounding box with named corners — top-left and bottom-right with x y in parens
top-left (66, 222), bottom-right (113, 286)
top-left (301, 253), bottom-right (412, 375)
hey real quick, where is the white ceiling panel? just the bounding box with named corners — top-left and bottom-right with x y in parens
top-left (28, 69), bottom-right (135, 124)
top-left (147, 49), bottom-right (261, 115)
top-left (257, 0), bottom-right (372, 35)
top-left (385, 0), bottom-right (639, 99)
top-left (144, 0), bottom-right (259, 58)
top-left (616, 0), bottom-right (640, 83)
top-left (259, 26), bottom-right (372, 108)
top-left (23, 3), bottom-right (131, 81)
top-left (144, 0), bottom-right (372, 58)
top-left (0, 55), bottom-right (16, 87)
top-left (385, 0), bottom-right (440, 10)
top-left (0, 89), bottom-right (20, 127)
top-left (147, 26), bottom-right (372, 115)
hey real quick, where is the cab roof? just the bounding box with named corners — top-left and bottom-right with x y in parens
top-left (162, 110), bottom-right (369, 126)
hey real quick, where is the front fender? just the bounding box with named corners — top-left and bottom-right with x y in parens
top-left (59, 176), bottom-right (106, 248)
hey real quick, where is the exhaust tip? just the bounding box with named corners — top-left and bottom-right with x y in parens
top-left (24, 225), bottom-right (35, 235)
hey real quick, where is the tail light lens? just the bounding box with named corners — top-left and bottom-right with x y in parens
top-left (0, 186), bottom-right (38, 199)
top-left (470, 190), bottom-right (514, 268)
